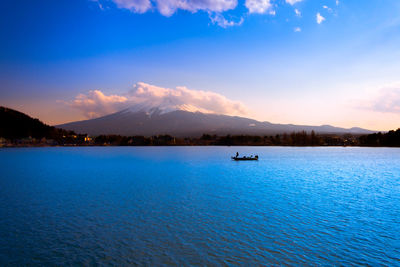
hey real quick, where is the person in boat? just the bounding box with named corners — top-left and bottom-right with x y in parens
top-left (236, 152), bottom-right (239, 158)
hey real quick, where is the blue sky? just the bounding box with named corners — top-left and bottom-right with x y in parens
top-left (1, 0), bottom-right (400, 130)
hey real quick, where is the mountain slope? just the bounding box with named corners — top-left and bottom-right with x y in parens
top-left (0, 106), bottom-right (73, 139)
top-left (57, 108), bottom-right (374, 137)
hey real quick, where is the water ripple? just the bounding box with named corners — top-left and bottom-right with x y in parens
top-left (0, 147), bottom-right (399, 265)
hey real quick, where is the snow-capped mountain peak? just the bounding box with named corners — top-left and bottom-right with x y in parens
top-left (122, 101), bottom-right (214, 116)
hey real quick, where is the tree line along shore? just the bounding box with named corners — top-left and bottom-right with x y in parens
top-left (1, 106), bottom-right (400, 147)
top-left (2, 130), bottom-right (400, 148)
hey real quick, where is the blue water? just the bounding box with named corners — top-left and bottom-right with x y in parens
top-left (0, 147), bottom-right (399, 265)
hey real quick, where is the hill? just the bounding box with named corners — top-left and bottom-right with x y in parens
top-left (0, 106), bottom-right (73, 139)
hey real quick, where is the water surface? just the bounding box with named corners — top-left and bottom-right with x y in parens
top-left (0, 147), bottom-right (399, 265)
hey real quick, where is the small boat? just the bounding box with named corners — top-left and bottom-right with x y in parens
top-left (231, 155), bottom-right (259, 161)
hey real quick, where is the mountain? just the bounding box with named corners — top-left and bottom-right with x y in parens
top-left (57, 106), bottom-right (374, 137)
top-left (0, 106), bottom-right (73, 139)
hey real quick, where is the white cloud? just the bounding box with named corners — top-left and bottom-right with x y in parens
top-left (157, 0), bottom-right (237, 16)
top-left (97, 0), bottom-right (338, 29)
top-left (294, 27), bottom-right (301, 32)
top-left (316, 12), bottom-right (325, 24)
top-left (103, 0), bottom-right (239, 27)
top-left (109, 0), bottom-right (238, 16)
top-left (336, 0), bottom-right (339, 6)
top-left (245, 0), bottom-right (273, 14)
top-left (112, 0), bottom-right (152, 13)
top-left (209, 13), bottom-right (244, 28)
top-left (285, 0), bottom-right (303, 5)
top-left (70, 90), bottom-right (128, 118)
top-left (69, 82), bottom-right (249, 118)
top-left (323, 5), bottom-right (333, 12)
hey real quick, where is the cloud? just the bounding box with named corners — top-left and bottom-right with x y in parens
top-left (336, 0), bottom-right (339, 6)
top-left (285, 0), bottom-right (303, 5)
top-left (316, 12), bottom-right (325, 24)
top-left (294, 27), bottom-right (301, 32)
top-left (70, 90), bottom-right (128, 118)
top-left (108, 0), bottom-right (238, 16)
top-left (245, 0), bottom-right (273, 14)
top-left (323, 5), bottom-right (333, 13)
top-left (112, 0), bottom-right (152, 13)
top-left (157, 0), bottom-right (237, 16)
top-left (100, 0), bottom-right (239, 27)
top-left (69, 82), bottom-right (249, 118)
top-left (95, 0), bottom-right (337, 29)
top-left (209, 13), bottom-right (244, 28)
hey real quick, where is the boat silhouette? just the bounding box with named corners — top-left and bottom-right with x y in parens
top-left (231, 153), bottom-right (258, 161)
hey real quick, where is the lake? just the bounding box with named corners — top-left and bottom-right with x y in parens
top-left (0, 147), bottom-right (399, 265)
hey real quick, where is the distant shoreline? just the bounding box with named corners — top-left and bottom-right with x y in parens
top-left (3, 130), bottom-right (400, 148)
top-left (1, 144), bottom-right (400, 148)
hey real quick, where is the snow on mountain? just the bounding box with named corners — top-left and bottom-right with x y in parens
top-left (122, 101), bottom-right (214, 117)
